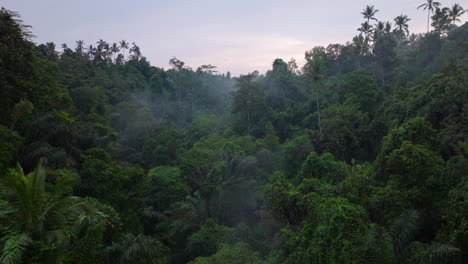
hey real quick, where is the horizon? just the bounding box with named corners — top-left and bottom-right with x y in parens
top-left (3, 0), bottom-right (467, 75)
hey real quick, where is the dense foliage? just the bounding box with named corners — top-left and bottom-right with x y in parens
top-left (0, 2), bottom-right (467, 264)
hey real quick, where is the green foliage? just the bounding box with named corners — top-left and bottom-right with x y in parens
top-left (283, 198), bottom-right (370, 264)
top-left (143, 126), bottom-right (178, 168)
top-left (0, 126), bottom-right (23, 172)
top-left (341, 71), bottom-right (381, 113)
top-left (232, 73), bottom-right (266, 136)
top-left (299, 152), bottom-right (348, 184)
top-left (187, 219), bottom-right (236, 257)
top-left (145, 166), bottom-right (189, 211)
top-left (0, 161), bottom-right (103, 264)
top-left (189, 243), bottom-right (266, 264)
top-left (0, 6), bottom-right (466, 264)
top-left (100, 233), bottom-right (169, 264)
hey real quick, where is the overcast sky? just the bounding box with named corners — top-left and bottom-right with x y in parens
top-left (3, 0), bottom-right (467, 75)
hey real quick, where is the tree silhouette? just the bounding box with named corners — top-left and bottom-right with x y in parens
top-left (448, 3), bottom-right (466, 25)
top-left (394, 14), bottom-right (411, 36)
top-left (418, 0), bottom-right (441, 32)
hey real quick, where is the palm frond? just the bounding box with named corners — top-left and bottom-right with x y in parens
top-left (390, 209), bottom-right (419, 255)
top-left (0, 233), bottom-right (32, 264)
top-left (406, 241), bottom-right (460, 264)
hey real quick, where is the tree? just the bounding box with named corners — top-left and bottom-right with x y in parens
top-left (418, 0), bottom-right (441, 32)
top-left (75, 40), bottom-right (84, 55)
top-left (0, 161), bottom-right (100, 263)
top-left (304, 56), bottom-right (326, 137)
top-left (119, 40), bottom-right (129, 60)
top-left (110, 42), bottom-right (120, 61)
top-left (231, 73), bottom-right (265, 136)
top-left (283, 198), bottom-right (370, 264)
top-left (0, 125), bottom-right (23, 172)
top-left (448, 4), bottom-right (466, 25)
top-left (100, 233), bottom-right (168, 264)
top-left (189, 243), bottom-right (265, 264)
top-left (394, 14), bottom-right (411, 36)
top-left (361, 5), bottom-right (379, 24)
top-left (431, 7), bottom-right (452, 34)
top-left (358, 21), bottom-right (374, 44)
top-left (299, 152), bottom-right (348, 184)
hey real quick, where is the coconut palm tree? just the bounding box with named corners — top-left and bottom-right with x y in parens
top-left (352, 35), bottom-right (365, 69)
top-left (119, 40), bottom-right (129, 60)
top-left (110, 42), bottom-right (120, 62)
top-left (0, 161), bottom-right (100, 264)
top-left (361, 5), bottom-right (379, 24)
top-left (376, 21), bottom-right (385, 32)
top-left (75, 40), bottom-right (84, 55)
top-left (431, 7), bottom-right (452, 34)
top-left (394, 14), bottom-right (411, 36)
top-left (418, 0), bottom-right (441, 32)
top-left (358, 21), bottom-right (373, 36)
top-left (96, 39), bottom-right (109, 62)
top-left (304, 56), bottom-right (326, 137)
top-left (358, 21), bottom-right (374, 48)
top-left (448, 3), bottom-right (466, 25)
top-left (129, 42), bottom-right (142, 60)
top-left (385, 21), bottom-right (393, 33)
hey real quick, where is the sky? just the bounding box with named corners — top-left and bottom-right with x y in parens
top-left (2, 0), bottom-right (467, 75)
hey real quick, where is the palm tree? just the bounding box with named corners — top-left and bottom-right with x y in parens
top-left (376, 21), bottom-right (385, 32)
top-left (352, 35), bottom-right (365, 69)
top-left (0, 161), bottom-right (100, 263)
top-left (305, 56), bottom-right (326, 138)
top-left (100, 233), bottom-right (168, 264)
top-left (361, 5), bottom-right (379, 24)
top-left (385, 21), bottom-right (393, 34)
top-left (119, 40), bottom-right (129, 60)
top-left (110, 42), bottom-right (120, 62)
top-left (75, 40), bottom-right (84, 55)
top-left (96, 39), bottom-right (109, 62)
top-left (130, 42), bottom-right (142, 60)
top-left (418, 0), bottom-right (441, 32)
top-left (358, 21), bottom-right (373, 36)
top-left (431, 7), bottom-right (451, 33)
top-left (448, 3), bottom-right (466, 25)
top-left (358, 21), bottom-right (373, 48)
top-left (394, 14), bottom-right (411, 36)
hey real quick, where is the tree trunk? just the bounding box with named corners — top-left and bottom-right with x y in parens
top-left (315, 84), bottom-right (322, 138)
top-left (427, 10), bottom-right (430, 33)
top-left (380, 60), bottom-right (385, 86)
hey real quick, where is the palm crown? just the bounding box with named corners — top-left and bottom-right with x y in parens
top-left (448, 3), bottom-right (466, 24)
top-left (361, 5), bottom-right (379, 23)
top-left (418, 0), bottom-right (441, 32)
top-left (394, 14), bottom-right (411, 36)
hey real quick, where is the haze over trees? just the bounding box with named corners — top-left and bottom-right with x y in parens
top-left (0, 2), bottom-right (467, 264)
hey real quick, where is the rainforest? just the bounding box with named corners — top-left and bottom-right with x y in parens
top-left (0, 1), bottom-right (467, 264)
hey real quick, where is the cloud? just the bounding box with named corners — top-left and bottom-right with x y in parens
top-left (162, 33), bottom-right (329, 75)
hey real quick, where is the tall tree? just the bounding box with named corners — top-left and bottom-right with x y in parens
top-left (304, 56), bottom-right (326, 137)
top-left (418, 0), bottom-right (441, 32)
top-left (119, 40), bottom-right (129, 60)
top-left (394, 14), bottom-right (411, 36)
top-left (358, 21), bottom-right (373, 48)
top-left (110, 42), bottom-right (120, 61)
top-left (231, 73), bottom-right (265, 136)
top-left (448, 3), bottom-right (466, 25)
top-left (361, 5), bottom-right (379, 24)
top-left (431, 7), bottom-right (452, 34)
